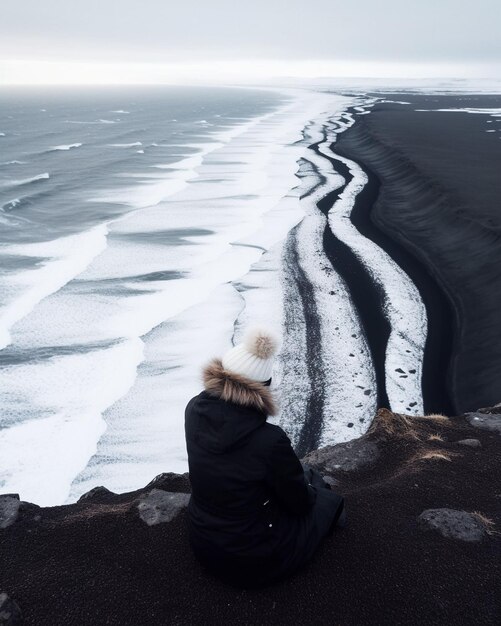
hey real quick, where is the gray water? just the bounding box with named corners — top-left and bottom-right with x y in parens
top-left (0, 86), bottom-right (285, 244)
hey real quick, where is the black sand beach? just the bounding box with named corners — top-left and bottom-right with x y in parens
top-left (333, 94), bottom-right (501, 415)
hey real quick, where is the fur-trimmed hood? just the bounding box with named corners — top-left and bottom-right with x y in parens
top-left (202, 357), bottom-right (278, 417)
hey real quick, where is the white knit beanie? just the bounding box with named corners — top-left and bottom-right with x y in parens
top-left (222, 326), bottom-right (280, 382)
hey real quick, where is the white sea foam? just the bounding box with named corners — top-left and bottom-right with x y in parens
top-left (0, 224), bottom-right (108, 350)
top-left (318, 113), bottom-right (427, 414)
top-left (48, 143), bottom-right (82, 151)
top-left (416, 107), bottom-right (501, 116)
top-left (50, 143), bottom-right (83, 152)
top-left (278, 153), bottom-right (377, 447)
top-left (110, 110), bottom-right (130, 114)
top-left (1, 198), bottom-right (21, 210)
top-left (1, 172), bottom-right (49, 188)
top-left (67, 286), bottom-right (243, 498)
top-left (226, 111), bottom-right (376, 445)
top-left (90, 141), bottom-right (226, 209)
top-left (1, 160), bottom-right (26, 165)
top-left (0, 338), bottom-right (143, 505)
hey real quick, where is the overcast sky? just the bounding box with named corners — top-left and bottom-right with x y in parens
top-left (1, 0), bottom-right (500, 84)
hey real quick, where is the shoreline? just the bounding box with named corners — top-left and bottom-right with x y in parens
top-left (312, 142), bottom-right (392, 410)
top-left (333, 94), bottom-right (501, 414)
top-left (331, 119), bottom-right (455, 415)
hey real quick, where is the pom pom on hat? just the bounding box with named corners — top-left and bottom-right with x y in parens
top-left (222, 325), bottom-right (280, 383)
top-left (243, 326), bottom-right (280, 360)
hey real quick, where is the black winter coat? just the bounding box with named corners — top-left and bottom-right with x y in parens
top-left (184, 357), bottom-right (344, 588)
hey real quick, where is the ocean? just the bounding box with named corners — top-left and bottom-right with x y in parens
top-left (1, 85), bottom-right (374, 505)
top-left (0, 85), bottom-right (293, 502)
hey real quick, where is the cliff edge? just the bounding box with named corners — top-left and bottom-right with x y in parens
top-left (1, 406), bottom-right (500, 625)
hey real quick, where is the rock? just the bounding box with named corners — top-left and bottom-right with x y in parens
top-left (457, 438), bottom-right (482, 448)
top-left (302, 438), bottom-right (380, 473)
top-left (137, 489), bottom-right (191, 526)
top-left (17, 501), bottom-right (42, 526)
top-left (464, 412), bottom-right (501, 434)
top-left (77, 486), bottom-right (114, 503)
top-left (0, 495), bottom-right (20, 530)
top-left (0, 592), bottom-right (22, 625)
top-left (417, 508), bottom-right (487, 542)
top-left (145, 472), bottom-right (191, 492)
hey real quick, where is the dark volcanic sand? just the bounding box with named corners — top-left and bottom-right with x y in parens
top-left (333, 94), bottom-right (501, 414)
top-left (1, 410), bottom-right (500, 625)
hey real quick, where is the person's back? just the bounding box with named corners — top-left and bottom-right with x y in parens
top-left (184, 326), bottom-right (345, 588)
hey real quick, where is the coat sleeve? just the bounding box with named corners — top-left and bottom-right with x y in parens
top-left (265, 429), bottom-right (317, 515)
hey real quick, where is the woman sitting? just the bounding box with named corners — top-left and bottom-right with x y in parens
top-left (184, 326), bottom-right (346, 588)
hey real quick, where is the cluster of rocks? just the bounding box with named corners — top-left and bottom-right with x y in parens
top-left (303, 406), bottom-right (500, 544)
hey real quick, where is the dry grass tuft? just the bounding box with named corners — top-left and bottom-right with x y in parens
top-left (369, 409), bottom-right (453, 443)
top-left (428, 433), bottom-right (444, 442)
top-left (369, 408), bottom-right (421, 440)
top-left (471, 511), bottom-right (499, 535)
top-left (422, 413), bottom-right (449, 421)
top-left (414, 450), bottom-right (454, 462)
